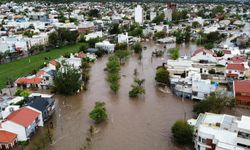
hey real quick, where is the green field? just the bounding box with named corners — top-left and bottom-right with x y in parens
top-left (0, 43), bottom-right (83, 90)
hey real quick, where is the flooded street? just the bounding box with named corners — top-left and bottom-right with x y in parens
top-left (24, 40), bottom-right (250, 150)
top-left (25, 41), bottom-right (195, 150)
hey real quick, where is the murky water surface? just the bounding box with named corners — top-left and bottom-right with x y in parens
top-left (24, 39), bottom-right (250, 150)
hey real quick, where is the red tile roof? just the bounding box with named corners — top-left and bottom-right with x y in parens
top-left (0, 130), bottom-right (17, 143)
top-left (36, 70), bottom-right (46, 77)
top-left (226, 63), bottom-right (245, 71)
top-left (234, 80), bottom-right (250, 94)
top-left (49, 60), bottom-right (59, 66)
top-left (16, 77), bottom-right (43, 84)
top-left (231, 55), bottom-right (247, 63)
top-left (192, 48), bottom-right (215, 57)
top-left (6, 107), bottom-right (40, 127)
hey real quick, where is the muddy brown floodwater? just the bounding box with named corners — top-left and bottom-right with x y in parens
top-left (23, 41), bottom-right (250, 150)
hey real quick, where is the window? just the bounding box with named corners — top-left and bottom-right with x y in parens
top-left (238, 131), bottom-right (250, 140)
top-left (198, 136), bottom-right (201, 142)
top-left (193, 91), bottom-right (198, 96)
top-left (202, 138), bottom-right (206, 144)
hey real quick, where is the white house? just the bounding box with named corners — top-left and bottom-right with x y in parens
top-left (192, 76), bottom-right (216, 100)
top-left (1, 106), bottom-right (43, 141)
top-left (64, 54), bottom-right (82, 69)
top-left (163, 8), bottom-right (172, 21)
top-left (192, 17), bottom-right (204, 26)
top-left (95, 41), bottom-right (115, 53)
top-left (118, 33), bottom-right (128, 44)
top-left (134, 5), bottom-right (143, 25)
top-left (167, 58), bottom-right (193, 75)
top-left (85, 31), bottom-right (103, 41)
top-left (150, 11), bottom-right (156, 21)
top-left (191, 48), bottom-right (217, 63)
top-left (0, 43), bottom-right (15, 53)
top-left (188, 113), bottom-right (250, 150)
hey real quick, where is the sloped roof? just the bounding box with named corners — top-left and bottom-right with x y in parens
top-left (234, 80), bottom-right (250, 94)
top-left (16, 77), bottom-right (43, 84)
top-left (6, 107), bottom-right (40, 127)
top-left (226, 63), bottom-right (245, 71)
top-left (0, 130), bottom-right (17, 143)
top-left (192, 48), bottom-right (215, 57)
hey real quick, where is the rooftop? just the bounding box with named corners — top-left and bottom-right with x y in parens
top-left (6, 107), bottom-right (40, 127)
top-left (0, 130), bottom-right (17, 143)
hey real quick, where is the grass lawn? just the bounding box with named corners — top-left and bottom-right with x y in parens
top-left (0, 43), bottom-right (83, 90)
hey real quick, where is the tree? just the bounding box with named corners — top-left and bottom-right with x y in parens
top-left (81, 59), bottom-right (91, 89)
top-left (152, 13), bottom-right (165, 25)
top-left (15, 89), bottom-right (31, 97)
top-left (193, 92), bottom-right (235, 115)
top-left (109, 23), bottom-right (122, 35)
top-left (54, 65), bottom-right (81, 95)
top-left (129, 78), bottom-right (145, 98)
top-left (114, 50), bottom-right (130, 64)
top-left (212, 5), bottom-right (225, 16)
top-left (192, 21), bottom-right (201, 28)
top-left (155, 66), bottom-right (170, 86)
top-left (48, 32), bottom-right (59, 48)
top-left (154, 31), bottom-right (167, 39)
top-left (132, 42), bottom-right (142, 54)
top-left (204, 43), bottom-right (214, 49)
top-left (79, 43), bottom-right (89, 53)
top-left (115, 43), bottom-right (128, 51)
top-left (214, 50), bottom-right (224, 57)
top-left (88, 9), bottom-right (100, 18)
top-left (87, 37), bottom-right (102, 48)
top-left (169, 48), bottom-right (180, 60)
top-left (89, 101), bottom-right (108, 123)
top-left (171, 120), bottom-right (194, 145)
top-left (128, 23), bottom-right (143, 37)
top-left (105, 56), bottom-right (121, 93)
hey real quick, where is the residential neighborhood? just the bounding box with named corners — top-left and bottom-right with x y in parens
top-left (0, 1), bottom-right (250, 150)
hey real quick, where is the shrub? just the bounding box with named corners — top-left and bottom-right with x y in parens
top-left (89, 102), bottom-right (108, 123)
top-left (155, 67), bottom-right (170, 86)
top-left (169, 48), bottom-right (180, 60)
top-left (171, 120), bottom-right (194, 145)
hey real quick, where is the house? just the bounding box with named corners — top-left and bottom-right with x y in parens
top-left (1, 106), bottom-right (43, 141)
top-left (78, 21), bottom-right (95, 33)
top-left (85, 31), bottom-right (102, 41)
top-left (191, 48), bottom-right (217, 63)
top-left (167, 58), bottom-right (193, 75)
top-left (0, 130), bottom-right (17, 149)
top-left (134, 5), bottom-right (143, 25)
top-left (117, 32), bottom-right (136, 45)
top-left (188, 112), bottom-right (250, 150)
top-left (230, 55), bottom-right (249, 69)
top-left (163, 8), bottom-right (172, 21)
top-left (26, 95), bottom-right (55, 122)
top-left (0, 96), bottom-right (24, 119)
top-left (225, 63), bottom-right (245, 79)
top-left (233, 80), bottom-right (250, 105)
top-left (118, 33), bottom-right (128, 44)
top-left (150, 11), bottom-right (156, 21)
top-left (192, 78), bottom-right (216, 100)
top-left (48, 59), bottom-right (60, 70)
top-left (95, 41), bottom-right (115, 53)
top-left (15, 76), bottom-right (43, 89)
top-left (64, 55), bottom-right (82, 69)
